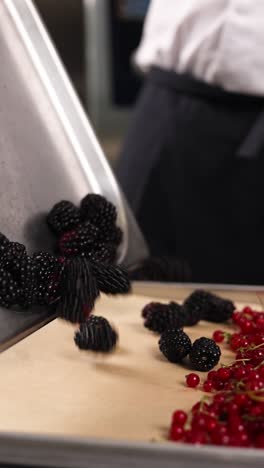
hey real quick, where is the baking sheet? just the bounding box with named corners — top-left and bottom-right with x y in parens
top-left (0, 287), bottom-right (264, 467)
top-left (0, 292), bottom-right (261, 441)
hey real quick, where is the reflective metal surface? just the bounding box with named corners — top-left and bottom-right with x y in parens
top-left (0, 0), bottom-right (148, 350)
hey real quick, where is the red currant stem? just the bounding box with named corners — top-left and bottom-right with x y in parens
top-left (238, 342), bottom-right (264, 353)
top-left (242, 414), bottom-right (263, 422)
top-left (247, 390), bottom-right (264, 402)
top-left (224, 332), bottom-right (232, 342)
top-left (198, 396), bottom-right (210, 413)
top-left (243, 313), bottom-right (254, 320)
top-left (225, 395), bottom-right (235, 403)
top-left (255, 359), bottom-right (264, 370)
top-left (235, 381), bottom-right (245, 390)
top-left (249, 342), bottom-right (264, 351)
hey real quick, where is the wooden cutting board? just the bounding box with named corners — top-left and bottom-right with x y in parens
top-left (0, 288), bottom-right (262, 442)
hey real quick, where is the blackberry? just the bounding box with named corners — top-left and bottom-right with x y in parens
top-left (0, 265), bottom-right (20, 308)
top-left (0, 233), bottom-right (9, 250)
top-left (159, 329), bottom-right (192, 363)
top-left (143, 303), bottom-right (184, 333)
top-left (183, 290), bottom-right (235, 323)
top-left (47, 201), bottom-right (80, 234)
top-left (171, 301), bottom-right (201, 327)
top-left (91, 262), bottom-right (131, 295)
top-left (189, 337), bottom-right (221, 372)
top-left (80, 194), bottom-right (117, 230)
top-left (74, 315), bottom-right (118, 352)
top-left (0, 242), bottom-right (27, 270)
top-left (142, 302), bottom-right (159, 319)
top-left (98, 225), bottom-right (123, 247)
top-left (32, 252), bottom-right (63, 306)
top-left (0, 242), bottom-right (36, 309)
top-left (129, 256), bottom-right (192, 282)
top-left (57, 257), bottom-right (99, 323)
top-left (58, 222), bottom-right (99, 256)
top-left (86, 242), bottom-right (117, 264)
top-left (17, 254), bottom-right (36, 309)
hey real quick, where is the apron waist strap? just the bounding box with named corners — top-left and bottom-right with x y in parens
top-left (149, 67), bottom-right (264, 104)
top-left (149, 66), bottom-right (264, 159)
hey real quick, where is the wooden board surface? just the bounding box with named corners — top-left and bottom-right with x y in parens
top-left (0, 288), bottom-right (262, 443)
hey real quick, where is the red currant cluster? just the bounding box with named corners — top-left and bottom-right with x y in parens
top-left (169, 306), bottom-right (264, 448)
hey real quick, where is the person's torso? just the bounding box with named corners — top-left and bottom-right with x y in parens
top-left (134, 0), bottom-right (264, 95)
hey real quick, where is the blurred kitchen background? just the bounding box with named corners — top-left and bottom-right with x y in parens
top-left (34, 0), bottom-right (149, 164)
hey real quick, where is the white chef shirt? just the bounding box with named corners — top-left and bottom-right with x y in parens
top-left (134, 0), bottom-right (264, 95)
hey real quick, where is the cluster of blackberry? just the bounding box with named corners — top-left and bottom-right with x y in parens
top-left (159, 329), bottom-right (221, 371)
top-left (45, 193), bottom-right (131, 347)
top-left (0, 194), bottom-right (131, 353)
top-left (142, 290), bottom-right (232, 371)
top-left (0, 234), bottom-right (130, 324)
top-left (142, 290), bottom-right (234, 334)
top-left (47, 194), bottom-right (122, 264)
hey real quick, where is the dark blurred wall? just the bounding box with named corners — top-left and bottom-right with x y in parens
top-left (33, 1), bottom-right (149, 111)
top-left (34, 0), bottom-right (86, 106)
top-left (110, 0), bottom-right (150, 106)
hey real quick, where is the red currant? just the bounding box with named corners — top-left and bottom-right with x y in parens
top-left (249, 405), bottom-right (262, 417)
top-left (242, 306), bottom-right (253, 315)
top-left (233, 393), bottom-right (248, 407)
top-left (217, 367), bottom-right (231, 382)
top-left (206, 417), bottom-right (217, 431)
top-left (191, 414), bottom-right (207, 430)
top-left (246, 379), bottom-right (263, 391)
top-left (233, 366), bottom-right (246, 380)
top-left (255, 433), bottom-right (264, 448)
top-left (256, 317), bottom-right (264, 330)
top-left (191, 401), bottom-right (209, 413)
top-left (211, 431), bottom-right (230, 446)
top-left (203, 380), bottom-right (213, 393)
top-left (247, 370), bottom-right (260, 381)
top-left (230, 334), bottom-right (242, 351)
top-left (172, 410), bottom-right (187, 426)
top-left (207, 402), bottom-right (220, 418)
top-left (207, 370), bottom-right (218, 381)
top-left (239, 319), bottom-right (254, 334)
top-left (213, 393), bottom-right (226, 404)
top-left (232, 311), bottom-right (241, 323)
top-left (212, 330), bottom-right (225, 343)
top-left (185, 430), bottom-right (207, 444)
top-left (186, 373), bottom-right (200, 388)
top-left (229, 416), bottom-right (245, 433)
top-left (170, 425), bottom-right (184, 441)
top-left (229, 432), bottom-right (250, 447)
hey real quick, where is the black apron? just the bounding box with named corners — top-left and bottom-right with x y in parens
top-left (116, 67), bottom-right (264, 285)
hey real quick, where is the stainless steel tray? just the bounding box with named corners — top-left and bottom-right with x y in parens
top-left (0, 0), bottom-right (148, 351)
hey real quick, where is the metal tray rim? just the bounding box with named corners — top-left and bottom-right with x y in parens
top-left (0, 431), bottom-right (263, 468)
